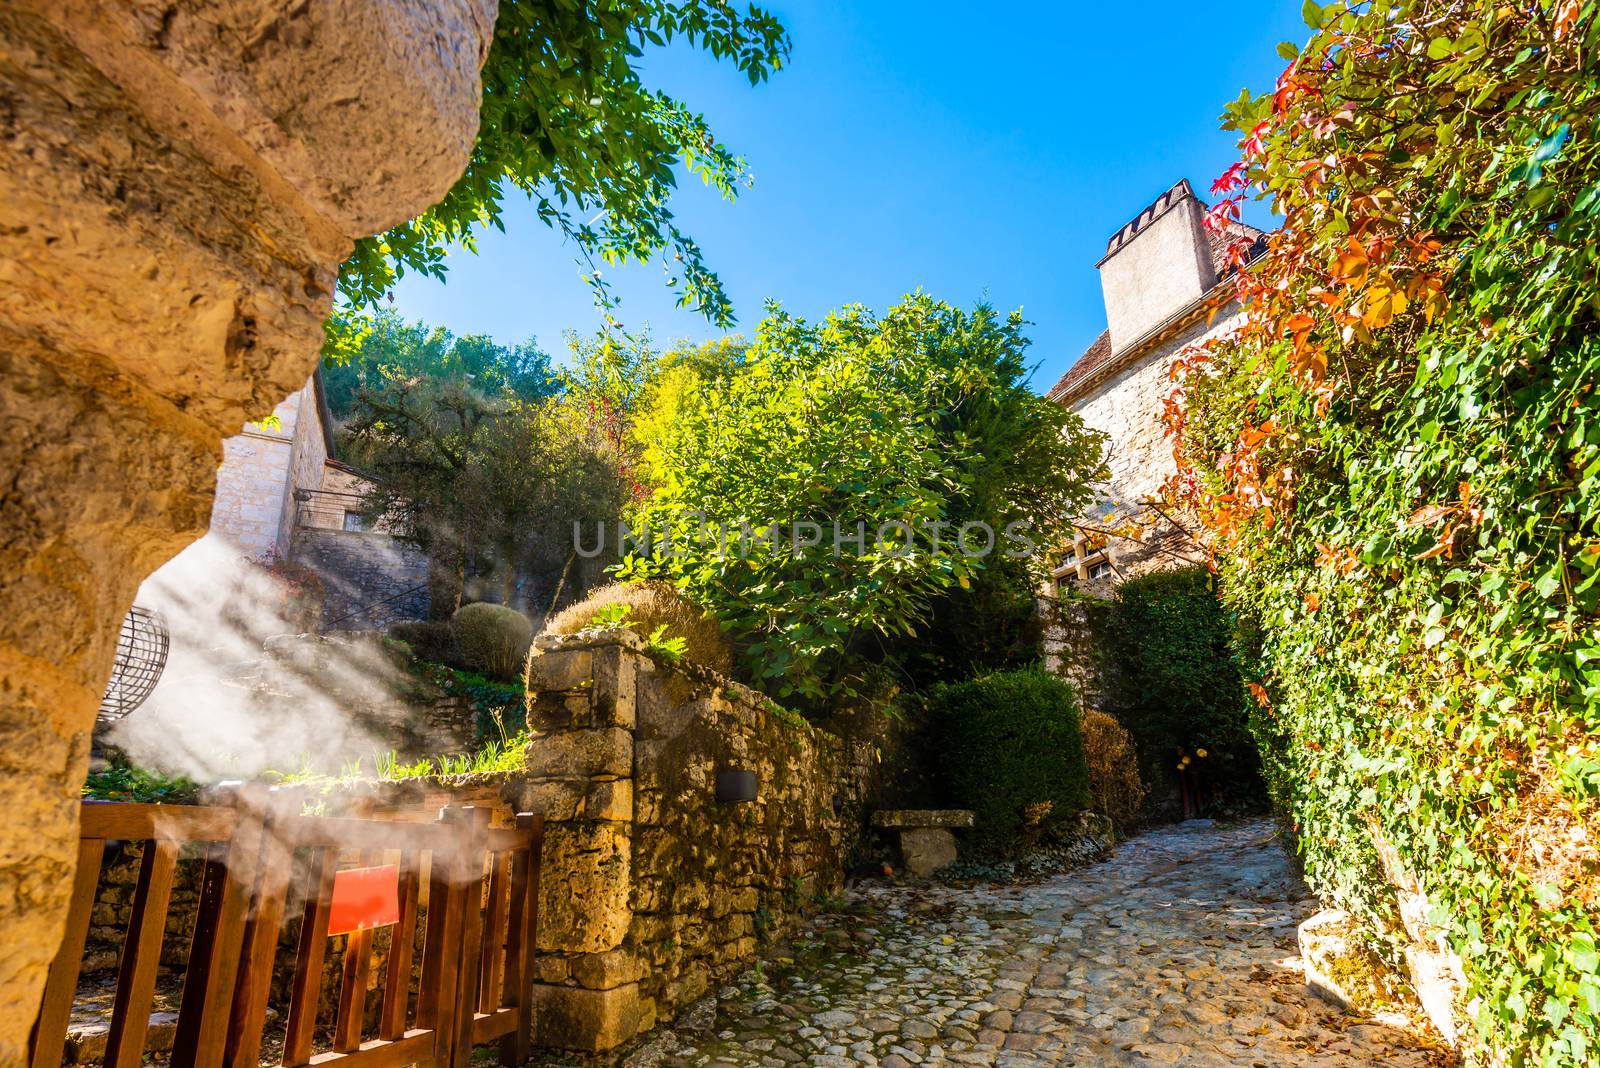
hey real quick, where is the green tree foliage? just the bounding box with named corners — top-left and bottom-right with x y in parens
top-left (1095, 568), bottom-right (1262, 807)
top-left (328, 1), bottom-right (791, 357)
top-left (618, 295), bottom-right (1105, 707)
top-left (343, 360), bottom-right (629, 616)
top-left (322, 310), bottom-right (557, 421)
top-left (1168, 3), bottom-right (1600, 1062)
top-left (930, 668), bottom-right (1091, 845)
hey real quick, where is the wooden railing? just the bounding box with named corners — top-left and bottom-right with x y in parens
top-left (28, 788), bottom-right (543, 1068)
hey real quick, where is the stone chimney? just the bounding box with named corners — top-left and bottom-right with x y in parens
top-left (1096, 179), bottom-right (1218, 351)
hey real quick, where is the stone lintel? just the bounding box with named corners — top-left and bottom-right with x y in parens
top-left (871, 809), bottom-right (975, 829)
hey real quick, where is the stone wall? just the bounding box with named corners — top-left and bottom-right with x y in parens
top-left (294, 528), bottom-right (430, 629)
top-left (0, 2), bottom-right (495, 1049)
top-left (209, 420), bottom-right (296, 558)
top-left (520, 632), bottom-right (875, 1052)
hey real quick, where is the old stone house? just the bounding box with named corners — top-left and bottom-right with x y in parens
top-left (1047, 178), bottom-right (1267, 595)
top-left (148, 368), bottom-right (428, 629)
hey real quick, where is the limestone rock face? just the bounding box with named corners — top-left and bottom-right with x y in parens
top-left (0, 0), bottom-right (495, 1055)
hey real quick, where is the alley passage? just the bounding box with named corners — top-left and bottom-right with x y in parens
top-left (623, 820), bottom-right (1453, 1068)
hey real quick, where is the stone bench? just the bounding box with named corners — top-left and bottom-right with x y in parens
top-left (870, 810), bottom-right (975, 876)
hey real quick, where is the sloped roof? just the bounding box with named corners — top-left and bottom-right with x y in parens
top-left (1046, 330), bottom-right (1111, 402)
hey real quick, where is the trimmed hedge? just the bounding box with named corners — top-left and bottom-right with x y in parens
top-left (931, 667), bottom-right (1091, 844)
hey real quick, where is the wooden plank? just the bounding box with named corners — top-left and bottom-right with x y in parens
top-left (378, 851), bottom-right (420, 1041)
top-left (450, 809), bottom-right (490, 1068)
top-left (472, 1009), bottom-right (518, 1043)
top-left (478, 851), bottom-right (508, 1014)
top-left (304, 1029), bottom-right (433, 1068)
top-left (103, 839), bottom-right (179, 1068)
top-left (172, 842), bottom-right (227, 1065)
top-left (505, 814), bottom-right (544, 1067)
top-left (283, 847), bottom-right (339, 1066)
top-left (79, 801), bottom-right (236, 842)
top-left (28, 837), bottom-right (105, 1068)
top-left (224, 795), bottom-right (297, 1068)
top-left (277, 815), bottom-right (457, 853)
top-left (413, 845), bottom-right (452, 1033)
top-left (499, 846), bottom-right (529, 1065)
top-left (334, 926), bottom-right (375, 1052)
top-left (183, 785), bottom-right (269, 1068)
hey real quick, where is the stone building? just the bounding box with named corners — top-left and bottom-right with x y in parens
top-left (1046, 179), bottom-right (1267, 595)
top-left (146, 369), bottom-right (429, 628)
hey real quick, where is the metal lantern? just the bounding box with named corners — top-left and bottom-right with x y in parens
top-left (97, 605), bottom-right (170, 724)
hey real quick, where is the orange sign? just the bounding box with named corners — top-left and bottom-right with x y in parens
top-left (327, 865), bottom-right (400, 935)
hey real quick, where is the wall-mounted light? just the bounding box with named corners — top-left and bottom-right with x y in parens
top-left (715, 769), bottom-right (758, 803)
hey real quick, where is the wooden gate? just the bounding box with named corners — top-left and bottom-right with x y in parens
top-left (28, 787), bottom-right (543, 1068)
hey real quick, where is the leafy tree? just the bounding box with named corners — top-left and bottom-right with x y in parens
top-left (1167, 2), bottom-right (1600, 1062)
top-left (343, 372), bottom-right (627, 616)
top-left (328, 1), bottom-right (791, 357)
top-left (618, 295), bottom-right (1105, 707)
top-left (322, 310), bottom-right (557, 422)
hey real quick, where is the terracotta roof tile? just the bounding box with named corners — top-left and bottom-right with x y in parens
top-left (1046, 330), bottom-right (1111, 402)
top-left (1207, 218), bottom-right (1268, 278)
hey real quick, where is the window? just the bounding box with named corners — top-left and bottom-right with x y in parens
top-left (342, 511), bottom-right (367, 533)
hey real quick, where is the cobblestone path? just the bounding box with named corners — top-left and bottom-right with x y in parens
top-left (624, 819), bottom-right (1453, 1068)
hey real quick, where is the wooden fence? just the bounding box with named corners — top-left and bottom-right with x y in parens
top-left (28, 787), bottom-right (543, 1068)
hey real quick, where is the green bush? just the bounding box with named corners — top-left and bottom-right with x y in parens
top-left (388, 619), bottom-right (463, 667)
top-left (450, 603), bottom-right (533, 682)
top-left (84, 758), bottom-right (201, 804)
top-left (1097, 568), bottom-right (1263, 808)
top-left (931, 668), bottom-right (1091, 844)
top-left (617, 295), bottom-right (1105, 709)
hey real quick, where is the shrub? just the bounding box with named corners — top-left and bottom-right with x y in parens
top-left (1081, 710), bottom-right (1145, 827)
top-left (1097, 567), bottom-right (1263, 807)
top-left (84, 757), bottom-right (201, 804)
top-left (388, 619), bottom-right (462, 667)
top-left (544, 581), bottom-right (734, 676)
top-left (451, 603), bottom-right (533, 682)
top-left (931, 668), bottom-right (1091, 845)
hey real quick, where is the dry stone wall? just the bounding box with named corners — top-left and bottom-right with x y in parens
top-left (295, 529), bottom-right (429, 629)
top-left (521, 632), bottom-right (874, 1053)
top-left (0, 1), bottom-right (494, 1051)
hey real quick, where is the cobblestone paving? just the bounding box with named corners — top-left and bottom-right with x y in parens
top-left (627, 819), bottom-right (1454, 1067)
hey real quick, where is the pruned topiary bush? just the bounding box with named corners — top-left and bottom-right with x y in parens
top-left (545, 581), bottom-right (734, 676)
top-left (451, 603), bottom-right (533, 682)
top-left (1081, 709), bottom-right (1145, 828)
top-left (931, 667), bottom-right (1091, 846)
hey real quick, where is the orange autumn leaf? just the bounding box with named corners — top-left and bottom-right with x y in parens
top-left (1304, 592), bottom-right (1322, 612)
top-left (1555, 0), bottom-right (1581, 39)
top-left (1360, 278), bottom-right (1409, 329)
top-left (1331, 238), bottom-right (1370, 286)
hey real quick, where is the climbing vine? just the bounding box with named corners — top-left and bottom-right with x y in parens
top-left (1166, 1), bottom-right (1600, 1063)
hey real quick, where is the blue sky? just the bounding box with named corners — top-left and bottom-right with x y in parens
top-left (392, 1), bottom-right (1307, 392)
